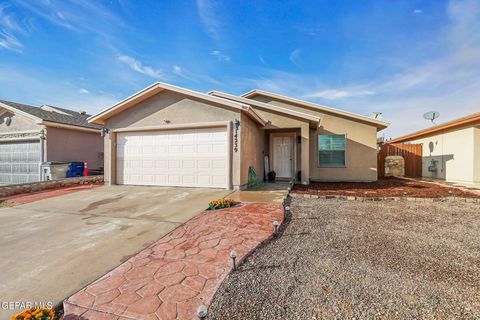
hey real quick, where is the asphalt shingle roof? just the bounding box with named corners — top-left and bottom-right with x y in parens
top-left (0, 100), bottom-right (101, 129)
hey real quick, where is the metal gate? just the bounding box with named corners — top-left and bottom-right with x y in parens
top-left (0, 140), bottom-right (41, 185)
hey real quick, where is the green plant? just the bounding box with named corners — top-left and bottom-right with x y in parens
top-left (208, 198), bottom-right (235, 210)
top-left (247, 166), bottom-right (262, 190)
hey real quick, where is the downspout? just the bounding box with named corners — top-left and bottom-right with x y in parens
top-left (39, 128), bottom-right (47, 180)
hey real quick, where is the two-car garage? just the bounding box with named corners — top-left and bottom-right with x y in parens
top-left (116, 127), bottom-right (229, 188)
top-left (90, 82), bottom-right (267, 190)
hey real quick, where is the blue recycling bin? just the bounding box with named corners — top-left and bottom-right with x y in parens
top-left (66, 162), bottom-right (85, 178)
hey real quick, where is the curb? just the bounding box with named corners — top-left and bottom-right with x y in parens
top-left (290, 192), bottom-right (480, 203)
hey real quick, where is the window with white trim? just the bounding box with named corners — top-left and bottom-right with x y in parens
top-left (318, 134), bottom-right (346, 167)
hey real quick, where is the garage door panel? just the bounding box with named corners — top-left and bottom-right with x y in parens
top-left (0, 141), bottom-right (40, 185)
top-left (117, 127), bottom-right (228, 188)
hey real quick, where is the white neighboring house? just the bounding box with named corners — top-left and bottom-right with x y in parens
top-left (0, 100), bottom-right (104, 185)
top-left (390, 112), bottom-right (480, 184)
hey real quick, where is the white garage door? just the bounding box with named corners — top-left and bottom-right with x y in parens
top-left (116, 127), bottom-right (229, 188)
top-left (0, 140), bottom-right (41, 185)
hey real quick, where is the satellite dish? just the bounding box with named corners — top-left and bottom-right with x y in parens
top-left (369, 112), bottom-right (383, 120)
top-left (423, 111), bottom-right (440, 125)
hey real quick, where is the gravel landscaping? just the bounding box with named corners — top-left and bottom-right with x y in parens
top-left (208, 198), bottom-right (480, 319)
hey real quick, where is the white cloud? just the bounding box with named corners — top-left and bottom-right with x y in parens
top-left (118, 55), bottom-right (163, 79)
top-left (210, 50), bottom-right (231, 62)
top-left (13, 0), bottom-right (130, 44)
top-left (305, 89), bottom-right (375, 100)
top-left (172, 64), bottom-right (223, 86)
top-left (78, 88), bottom-right (89, 94)
top-left (0, 3), bottom-right (24, 52)
top-left (196, 0), bottom-right (222, 40)
top-left (0, 66), bottom-right (118, 114)
top-left (289, 48), bottom-right (302, 67)
top-left (413, 9), bottom-right (423, 14)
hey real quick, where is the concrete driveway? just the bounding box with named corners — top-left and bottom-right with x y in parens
top-left (0, 186), bottom-right (231, 318)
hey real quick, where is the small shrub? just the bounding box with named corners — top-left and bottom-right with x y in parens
top-left (11, 307), bottom-right (55, 320)
top-left (208, 198), bottom-right (235, 210)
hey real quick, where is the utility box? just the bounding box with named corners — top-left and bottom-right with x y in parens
top-left (385, 155), bottom-right (405, 177)
top-left (41, 162), bottom-right (69, 181)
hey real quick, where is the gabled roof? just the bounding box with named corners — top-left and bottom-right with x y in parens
top-left (391, 112), bottom-right (480, 143)
top-left (208, 91), bottom-right (320, 124)
top-left (0, 100), bottom-right (101, 129)
top-left (89, 82), bottom-right (268, 126)
top-left (242, 89), bottom-right (389, 130)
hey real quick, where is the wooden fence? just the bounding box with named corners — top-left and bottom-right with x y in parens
top-left (378, 143), bottom-right (423, 178)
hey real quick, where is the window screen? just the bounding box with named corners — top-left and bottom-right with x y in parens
top-left (318, 134), bottom-right (346, 167)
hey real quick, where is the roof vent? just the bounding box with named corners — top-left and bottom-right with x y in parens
top-left (79, 111), bottom-right (87, 115)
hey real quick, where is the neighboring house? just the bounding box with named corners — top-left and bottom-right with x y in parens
top-left (390, 112), bottom-right (480, 184)
top-left (88, 82), bottom-right (389, 190)
top-left (0, 100), bottom-right (104, 185)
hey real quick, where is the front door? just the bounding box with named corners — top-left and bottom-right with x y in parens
top-left (273, 136), bottom-right (293, 178)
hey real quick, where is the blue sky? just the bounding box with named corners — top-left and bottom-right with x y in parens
top-left (0, 0), bottom-right (478, 138)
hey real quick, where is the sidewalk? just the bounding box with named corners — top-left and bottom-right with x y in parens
top-left (63, 202), bottom-right (284, 320)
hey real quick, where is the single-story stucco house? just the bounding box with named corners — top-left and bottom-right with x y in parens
top-left (88, 82), bottom-right (389, 189)
top-left (390, 112), bottom-right (480, 184)
top-left (0, 100), bottom-right (104, 184)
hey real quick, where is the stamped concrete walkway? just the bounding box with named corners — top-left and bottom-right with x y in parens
top-left (63, 202), bottom-right (284, 320)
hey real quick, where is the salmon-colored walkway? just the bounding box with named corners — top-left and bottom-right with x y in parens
top-left (0, 184), bottom-right (102, 205)
top-left (63, 202), bottom-right (283, 320)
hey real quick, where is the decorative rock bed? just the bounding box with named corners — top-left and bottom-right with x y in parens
top-left (0, 175), bottom-right (104, 198)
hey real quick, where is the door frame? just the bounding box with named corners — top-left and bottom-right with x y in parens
top-left (269, 132), bottom-right (296, 179)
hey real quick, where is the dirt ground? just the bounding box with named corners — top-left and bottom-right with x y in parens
top-left (208, 198), bottom-right (480, 319)
top-left (292, 177), bottom-right (480, 198)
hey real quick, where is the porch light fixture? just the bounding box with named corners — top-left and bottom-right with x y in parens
top-left (273, 220), bottom-right (280, 236)
top-left (197, 305), bottom-right (207, 319)
top-left (230, 250), bottom-right (237, 270)
top-left (100, 127), bottom-right (109, 137)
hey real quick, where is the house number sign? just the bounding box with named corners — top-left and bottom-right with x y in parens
top-left (234, 119), bottom-right (240, 152)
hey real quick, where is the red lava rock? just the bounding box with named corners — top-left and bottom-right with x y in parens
top-left (293, 177), bottom-right (480, 198)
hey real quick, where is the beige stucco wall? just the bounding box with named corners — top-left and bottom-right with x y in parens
top-left (249, 95), bottom-right (378, 181)
top-left (313, 115), bottom-right (378, 181)
top-left (102, 90), bottom-right (243, 188)
top-left (474, 127), bottom-right (480, 183)
top-left (0, 109), bottom-right (42, 133)
top-left (240, 113), bottom-right (264, 185)
top-left (46, 127), bottom-right (104, 169)
top-left (406, 126), bottom-right (477, 183)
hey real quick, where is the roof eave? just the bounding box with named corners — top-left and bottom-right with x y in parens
top-left (0, 101), bottom-right (43, 123)
top-left (209, 91), bottom-right (321, 124)
top-left (88, 82), bottom-right (256, 125)
top-left (241, 89), bottom-right (390, 129)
